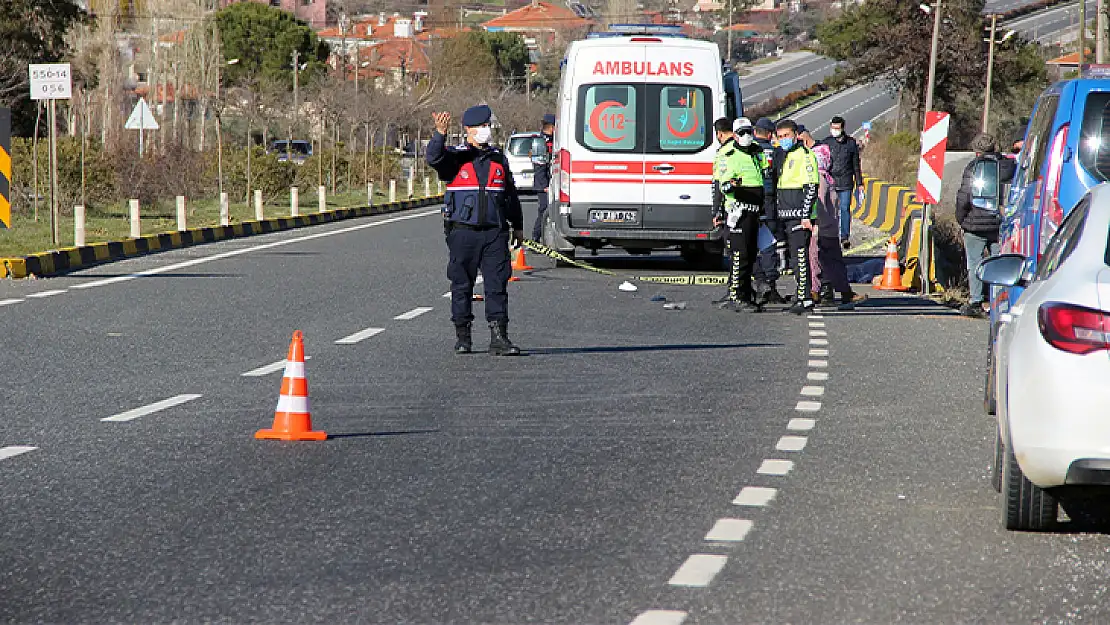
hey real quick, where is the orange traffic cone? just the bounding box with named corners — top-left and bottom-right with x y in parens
top-left (876, 237), bottom-right (909, 292)
top-left (256, 331), bottom-right (327, 441)
top-left (512, 247), bottom-right (535, 272)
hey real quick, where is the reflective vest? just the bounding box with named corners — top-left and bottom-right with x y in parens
top-left (778, 145), bottom-right (820, 189)
top-left (714, 138), bottom-right (765, 188)
top-left (444, 150), bottom-right (511, 227)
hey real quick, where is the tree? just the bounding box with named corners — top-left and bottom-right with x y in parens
top-left (213, 2), bottom-right (330, 90)
top-left (0, 0), bottom-right (86, 135)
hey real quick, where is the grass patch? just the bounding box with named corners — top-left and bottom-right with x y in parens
top-left (0, 187), bottom-right (428, 258)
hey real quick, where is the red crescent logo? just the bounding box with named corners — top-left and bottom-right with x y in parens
top-left (666, 111), bottom-right (699, 139)
top-left (588, 100), bottom-right (627, 144)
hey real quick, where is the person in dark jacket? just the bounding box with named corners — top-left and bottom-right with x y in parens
top-left (955, 133), bottom-right (1017, 318)
top-left (531, 113), bottom-right (556, 241)
top-left (752, 116), bottom-right (787, 305)
top-left (821, 116), bottom-right (864, 249)
top-left (427, 106), bottom-right (525, 355)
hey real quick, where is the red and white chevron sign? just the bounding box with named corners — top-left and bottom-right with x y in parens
top-left (915, 111), bottom-right (950, 205)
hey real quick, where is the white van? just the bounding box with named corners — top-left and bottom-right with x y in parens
top-left (541, 25), bottom-right (741, 267)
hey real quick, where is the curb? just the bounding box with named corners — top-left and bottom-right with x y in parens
top-left (0, 195), bottom-right (444, 280)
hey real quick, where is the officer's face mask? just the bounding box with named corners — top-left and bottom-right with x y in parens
top-left (737, 130), bottom-right (754, 147)
top-left (830, 127), bottom-right (844, 138)
top-left (778, 135), bottom-right (795, 151)
top-left (470, 125), bottom-right (492, 145)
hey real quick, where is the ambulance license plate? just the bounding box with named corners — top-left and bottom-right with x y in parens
top-left (589, 210), bottom-right (638, 224)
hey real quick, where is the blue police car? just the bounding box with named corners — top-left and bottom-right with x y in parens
top-left (986, 66), bottom-right (1110, 414)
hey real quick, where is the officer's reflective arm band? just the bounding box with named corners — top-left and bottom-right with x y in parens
top-left (801, 183), bottom-right (819, 219)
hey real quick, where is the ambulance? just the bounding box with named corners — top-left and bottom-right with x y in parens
top-left (540, 25), bottom-right (742, 267)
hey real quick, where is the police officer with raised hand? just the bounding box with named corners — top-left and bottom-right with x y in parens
top-left (427, 106), bottom-right (524, 356)
top-left (712, 117), bottom-right (766, 313)
top-left (767, 119), bottom-right (820, 315)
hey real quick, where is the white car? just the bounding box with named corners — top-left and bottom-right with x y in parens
top-left (980, 183), bottom-right (1110, 531)
top-left (504, 132), bottom-right (548, 195)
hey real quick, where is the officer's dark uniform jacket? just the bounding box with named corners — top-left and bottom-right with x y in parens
top-left (533, 133), bottom-right (553, 192)
top-left (426, 131), bottom-right (524, 230)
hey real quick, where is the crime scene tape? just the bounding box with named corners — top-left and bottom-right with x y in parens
top-left (521, 239), bottom-right (728, 287)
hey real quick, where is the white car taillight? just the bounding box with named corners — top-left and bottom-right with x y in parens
top-left (1038, 302), bottom-right (1110, 355)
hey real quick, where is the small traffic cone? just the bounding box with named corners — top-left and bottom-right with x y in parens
top-left (875, 237), bottom-right (909, 292)
top-left (256, 331), bottom-right (327, 441)
top-left (512, 247), bottom-right (535, 272)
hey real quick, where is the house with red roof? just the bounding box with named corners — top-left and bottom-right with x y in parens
top-left (482, 1), bottom-right (594, 38)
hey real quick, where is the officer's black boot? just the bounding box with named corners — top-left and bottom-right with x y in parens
top-left (454, 323), bottom-right (472, 354)
top-left (488, 321), bottom-right (521, 356)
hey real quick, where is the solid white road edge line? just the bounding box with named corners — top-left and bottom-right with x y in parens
top-left (72, 209), bottom-right (441, 290)
top-left (102, 394), bottom-right (202, 422)
top-left (0, 298), bottom-right (24, 306)
top-left (26, 290), bottom-right (66, 298)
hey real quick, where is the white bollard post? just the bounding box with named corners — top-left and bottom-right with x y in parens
top-left (74, 205), bottom-right (86, 247)
top-left (176, 195), bottom-right (186, 231)
top-left (389, 179), bottom-right (397, 203)
top-left (407, 175), bottom-right (414, 199)
top-left (220, 192), bottom-right (230, 226)
top-left (367, 182), bottom-right (374, 206)
top-left (424, 176), bottom-right (430, 197)
top-left (129, 199), bottom-right (141, 238)
top-left (254, 189), bottom-right (263, 221)
top-left (291, 186), bottom-right (300, 216)
top-left (318, 185), bottom-right (327, 213)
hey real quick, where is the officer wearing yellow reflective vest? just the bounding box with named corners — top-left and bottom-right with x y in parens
top-left (711, 117), bottom-right (767, 313)
top-left (767, 119), bottom-right (820, 315)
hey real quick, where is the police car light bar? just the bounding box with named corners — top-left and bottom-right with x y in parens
top-left (604, 24), bottom-right (686, 36)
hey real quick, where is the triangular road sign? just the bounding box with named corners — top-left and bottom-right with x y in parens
top-left (125, 98), bottom-right (159, 131)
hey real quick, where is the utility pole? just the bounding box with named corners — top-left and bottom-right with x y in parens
top-left (1080, 0), bottom-right (1087, 68)
top-left (924, 0), bottom-right (942, 113)
top-left (289, 49), bottom-right (299, 164)
top-left (1098, 0), bottom-right (1107, 63)
top-left (982, 14), bottom-right (998, 133)
top-left (727, 0), bottom-right (733, 65)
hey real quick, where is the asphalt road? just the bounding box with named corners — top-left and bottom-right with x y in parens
top-left (3, 196), bottom-right (1110, 624)
top-left (792, 81), bottom-right (899, 138)
top-left (740, 53), bottom-right (840, 109)
top-left (1006, 0), bottom-right (1096, 43)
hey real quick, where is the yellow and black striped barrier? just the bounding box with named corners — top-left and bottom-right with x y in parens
top-left (0, 107), bottom-right (10, 229)
top-left (0, 196), bottom-right (445, 279)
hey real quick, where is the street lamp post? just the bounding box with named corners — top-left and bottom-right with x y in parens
top-left (923, 0), bottom-right (942, 113)
top-left (982, 19), bottom-right (1014, 132)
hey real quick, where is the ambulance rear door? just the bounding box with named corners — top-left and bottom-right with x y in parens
top-left (569, 44), bottom-right (646, 231)
top-left (640, 43), bottom-right (716, 231)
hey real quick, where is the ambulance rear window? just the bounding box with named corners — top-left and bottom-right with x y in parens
top-left (651, 85), bottom-right (711, 153)
top-left (577, 83), bottom-right (639, 152)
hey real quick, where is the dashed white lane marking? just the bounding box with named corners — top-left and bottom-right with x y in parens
top-left (787, 418), bottom-right (816, 431)
top-left (801, 385), bottom-right (825, 396)
top-left (757, 459), bottom-right (794, 476)
top-left (733, 486), bottom-right (777, 507)
top-left (776, 435), bottom-right (808, 452)
top-left (809, 330), bottom-right (828, 337)
top-left (26, 289), bottom-right (67, 299)
top-left (807, 371), bottom-right (829, 381)
top-left (809, 338), bottom-right (829, 346)
top-left (442, 292), bottom-right (451, 299)
top-left (629, 610), bottom-right (688, 625)
top-left (335, 327), bottom-right (386, 345)
top-left (796, 401), bottom-right (822, 412)
top-left (241, 356), bottom-right (312, 377)
top-left (704, 518), bottom-right (754, 542)
top-left (0, 298), bottom-right (24, 306)
top-left (395, 306), bottom-right (433, 320)
top-left (71, 210), bottom-right (441, 291)
top-left (809, 348), bottom-right (829, 357)
top-left (808, 359), bottom-right (828, 368)
top-left (809, 314), bottom-right (824, 319)
top-left (668, 554), bottom-right (728, 587)
top-left (102, 394), bottom-right (202, 422)
top-left (0, 446), bottom-right (38, 461)
top-left (808, 321), bottom-right (825, 328)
